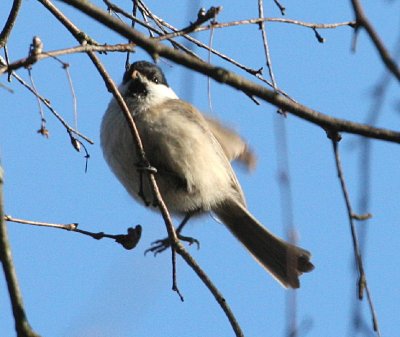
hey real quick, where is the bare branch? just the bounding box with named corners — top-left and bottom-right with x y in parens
top-left (152, 6), bottom-right (222, 41)
top-left (11, 72), bottom-right (94, 145)
top-left (258, 0), bottom-right (277, 89)
top-left (27, 65), bottom-right (48, 137)
top-left (330, 135), bottom-right (381, 336)
top-left (0, 0), bottom-right (22, 48)
top-left (0, 168), bottom-right (41, 337)
top-left (58, 0), bottom-right (400, 144)
top-left (350, 0), bottom-right (400, 82)
top-left (196, 18), bottom-right (355, 32)
top-left (135, 1), bottom-right (265, 74)
top-left (273, 0), bottom-right (286, 15)
top-left (103, 0), bottom-right (201, 60)
top-left (38, 1), bottom-right (244, 336)
top-left (4, 215), bottom-right (142, 250)
top-left (105, 1), bottom-right (296, 104)
top-left (0, 43), bottom-right (136, 75)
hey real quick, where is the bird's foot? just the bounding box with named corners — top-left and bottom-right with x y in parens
top-left (144, 234), bottom-right (200, 256)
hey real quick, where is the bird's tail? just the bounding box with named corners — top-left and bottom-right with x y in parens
top-left (214, 198), bottom-right (314, 288)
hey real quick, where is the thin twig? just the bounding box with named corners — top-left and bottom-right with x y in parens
top-left (61, 62), bottom-right (79, 133)
top-left (330, 134), bottom-right (381, 336)
top-left (273, 0), bottom-right (286, 15)
top-left (206, 5), bottom-right (218, 113)
top-left (171, 243), bottom-right (184, 302)
top-left (134, 0), bottom-right (296, 105)
top-left (27, 66), bottom-right (48, 137)
top-left (4, 215), bottom-right (142, 250)
top-left (207, 25), bottom-right (215, 113)
top-left (175, 239), bottom-right (244, 337)
top-left (350, 0), bottom-right (400, 82)
top-left (3, 45), bottom-right (12, 81)
top-left (197, 18), bottom-right (355, 32)
top-left (0, 168), bottom-right (41, 337)
top-left (258, 0), bottom-right (277, 89)
top-left (11, 72), bottom-right (93, 145)
top-left (135, 0), bottom-right (263, 75)
top-left (59, 0), bottom-right (400, 144)
top-left (0, 43), bottom-right (136, 75)
top-left (104, 0), bottom-right (201, 60)
top-left (154, 6), bottom-right (222, 41)
top-left (134, 0), bottom-right (330, 101)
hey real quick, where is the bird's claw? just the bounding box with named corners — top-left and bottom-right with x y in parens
top-left (144, 234), bottom-right (200, 256)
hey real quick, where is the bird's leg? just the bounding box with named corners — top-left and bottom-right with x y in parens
top-left (144, 213), bottom-right (200, 255)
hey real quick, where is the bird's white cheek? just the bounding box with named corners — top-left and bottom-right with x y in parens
top-left (146, 82), bottom-right (178, 105)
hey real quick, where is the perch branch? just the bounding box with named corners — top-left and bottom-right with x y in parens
top-left (39, 1), bottom-right (244, 336)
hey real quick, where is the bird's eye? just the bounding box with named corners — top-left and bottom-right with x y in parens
top-left (152, 76), bottom-right (159, 84)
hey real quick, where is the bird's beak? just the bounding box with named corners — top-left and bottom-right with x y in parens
top-left (130, 70), bottom-right (142, 81)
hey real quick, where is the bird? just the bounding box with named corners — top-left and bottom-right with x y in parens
top-left (100, 60), bottom-right (314, 288)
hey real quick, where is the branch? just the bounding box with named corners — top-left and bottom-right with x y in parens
top-left (39, 1), bottom-right (244, 336)
top-left (330, 134), bottom-right (381, 336)
top-left (0, 167), bottom-right (41, 337)
top-left (153, 6), bottom-right (222, 41)
top-left (60, 0), bottom-right (400, 144)
top-left (131, 0), bottom-right (293, 103)
top-left (195, 18), bottom-right (355, 32)
top-left (0, 0), bottom-right (22, 48)
top-left (4, 215), bottom-right (142, 250)
top-left (0, 43), bottom-right (136, 75)
top-left (258, 0), bottom-right (277, 89)
top-left (153, 15), bottom-right (353, 45)
top-left (350, 0), bottom-right (400, 82)
top-left (108, 0), bottom-right (261, 76)
top-left (273, 0), bottom-right (286, 16)
top-left (103, 0), bottom-right (201, 60)
top-left (119, 0), bottom-right (287, 96)
top-left (11, 71), bottom-right (94, 145)
top-left (181, 6), bottom-right (222, 33)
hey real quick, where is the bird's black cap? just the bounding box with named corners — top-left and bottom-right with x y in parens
top-left (123, 61), bottom-right (169, 86)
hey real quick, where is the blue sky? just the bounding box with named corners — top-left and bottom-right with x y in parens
top-left (1, 1), bottom-right (400, 336)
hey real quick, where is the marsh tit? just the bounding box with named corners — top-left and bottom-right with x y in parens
top-left (101, 61), bottom-right (314, 288)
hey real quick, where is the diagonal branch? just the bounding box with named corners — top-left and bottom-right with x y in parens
top-left (350, 0), bottom-right (400, 82)
top-left (60, 0), bottom-right (400, 144)
top-left (103, 0), bottom-right (201, 60)
top-left (38, 1), bottom-right (244, 336)
top-left (0, 0), bottom-right (22, 48)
